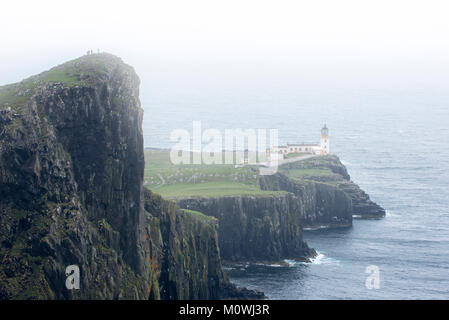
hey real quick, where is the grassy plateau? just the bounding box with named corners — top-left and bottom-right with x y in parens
top-left (144, 149), bottom-right (287, 199)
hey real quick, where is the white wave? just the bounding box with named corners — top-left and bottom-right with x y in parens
top-left (268, 263), bottom-right (283, 267)
top-left (254, 262), bottom-right (284, 267)
top-left (303, 225), bottom-right (330, 231)
top-left (309, 252), bottom-right (341, 266)
top-left (222, 266), bottom-right (236, 271)
top-left (385, 210), bottom-right (399, 217)
top-left (283, 259), bottom-right (297, 267)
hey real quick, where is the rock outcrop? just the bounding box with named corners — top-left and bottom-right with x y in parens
top-left (335, 182), bottom-right (385, 218)
top-left (278, 155), bottom-right (385, 220)
top-left (143, 189), bottom-right (264, 299)
top-left (177, 194), bottom-right (316, 262)
top-left (0, 54), bottom-right (260, 299)
top-left (176, 156), bottom-right (384, 263)
top-left (258, 173), bottom-right (353, 228)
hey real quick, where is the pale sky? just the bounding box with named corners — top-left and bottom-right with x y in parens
top-left (1, 0), bottom-right (449, 87)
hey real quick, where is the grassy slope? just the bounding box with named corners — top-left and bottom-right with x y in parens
top-left (0, 53), bottom-right (124, 111)
top-left (143, 150), bottom-right (345, 198)
top-left (155, 181), bottom-right (286, 198)
top-left (281, 168), bottom-right (334, 179)
top-left (181, 209), bottom-right (218, 223)
top-left (284, 152), bottom-right (310, 159)
top-left (278, 156), bottom-right (345, 186)
top-left (144, 149), bottom-right (286, 199)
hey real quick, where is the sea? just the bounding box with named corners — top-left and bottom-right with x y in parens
top-left (141, 73), bottom-right (449, 299)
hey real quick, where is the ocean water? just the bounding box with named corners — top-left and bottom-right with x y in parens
top-left (141, 77), bottom-right (449, 299)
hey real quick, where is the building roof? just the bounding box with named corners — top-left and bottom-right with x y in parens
top-left (287, 143), bottom-right (319, 147)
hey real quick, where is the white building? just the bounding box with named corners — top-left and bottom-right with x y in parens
top-left (267, 124), bottom-right (330, 160)
top-left (320, 124), bottom-right (330, 154)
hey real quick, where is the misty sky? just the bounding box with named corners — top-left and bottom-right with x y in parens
top-left (1, 0), bottom-right (449, 91)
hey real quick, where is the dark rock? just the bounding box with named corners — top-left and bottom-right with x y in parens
top-left (0, 53), bottom-right (255, 300)
top-left (278, 155), bottom-right (385, 219)
top-left (336, 182), bottom-right (385, 218)
top-left (177, 194), bottom-right (316, 262)
top-left (220, 282), bottom-right (266, 300)
top-left (258, 172), bottom-right (353, 228)
top-left (176, 155), bottom-right (384, 264)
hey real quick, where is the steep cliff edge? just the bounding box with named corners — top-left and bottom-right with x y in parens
top-left (277, 155), bottom-right (385, 220)
top-left (177, 194), bottom-right (316, 262)
top-left (143, 189), bottom-right (264, 299)
top-left (176, 173), bottom-right (352, 264)
top-left (258, 173), bottom-right (353, 228)
top-left (0, 54), bottom-right (256, 299)
top-left (0, 54), bottom-right (147, 299)
top-left (174, 155), bottom-right (384, 263)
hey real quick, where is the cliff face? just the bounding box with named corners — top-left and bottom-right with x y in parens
top-left (177, 194), bottom-right (315, 262)
top-left (0, 54), bottom-right (147, 299)
top-left (0, 54), bottom-right (251, 300)
top-left (176, 156), bottom-right (385, 263)
top-left (143, 189), bottom-right (222, 299)
top-left (258, 173), bottom-right (353, 228)
top-left (176, 173), bottom-right (351, 264)
top-left (278, 156), bottom-right (385, 220)
top-left (143, 189), bottom-right (263, 299)
top-left (336, 182), bottom-right (385, 218)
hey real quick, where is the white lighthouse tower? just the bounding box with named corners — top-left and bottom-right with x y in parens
top-left (320, 124), bottom-right (330, 154)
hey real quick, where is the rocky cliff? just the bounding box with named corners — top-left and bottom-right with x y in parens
top-left (176, 175), bottom-right (351, 264)
top-left (176, 156), bottom-right (385, 263)
top-left (177, 194), bottom-right (316, 262)
top-left (143, 189), bottom-right (263, 299)
top-left (277, 155), bottom-right (385, 220)
top-left (0, 54), bottom-right (258, 299)
top-left (258, 173), bottom-right (353, 228)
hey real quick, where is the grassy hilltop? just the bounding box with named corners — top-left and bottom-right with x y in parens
top-left (143, 149), bottom-right (346, 199)
top-left (0, 53), bottom-right (133, 111)
top-left (144, 149), bottom-right (288, 198)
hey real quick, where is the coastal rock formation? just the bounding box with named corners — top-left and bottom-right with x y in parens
top-left (336, 182), bottom-right (385, 218)
top-left (177, 194), bottom-right (316, 262)
top-left (0, 54), bottom-right (259, 299)
top-left (278, 155), bottom-right (385, 220)
top-left (258, 173), bottom-right (353, 228)
top-left (177, 174), bottom-right (352, 264)
top-left (143, 189), bottom-right (264, 299)
top-left (176, 156), bottom-right (384, 263)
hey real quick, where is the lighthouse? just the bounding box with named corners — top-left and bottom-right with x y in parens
top-left (320, 124), bottom-right (330, 154)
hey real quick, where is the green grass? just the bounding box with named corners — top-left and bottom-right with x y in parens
top-left (0, 53), bottom-right (126, 111)
top-left (151, 181), bottom-right (287, 199)
top-left (0, 64), bottom-right (81, 110)
top-left (278, 155), bottom-right (346, 185)
top-left (37, 67), bottom-right (82, 86)
top-left (144, 149), bottom-right (259, 186)
top-left (284, 152), bottom-right (310, 159)
top-left (144, 149), bottom-right (286, 198)
top-left (0, 85), bottom-right (33, 109)
top-left (181, 209), bottom-right (218, 222)
top-left (280, 168), bottom-right (334, 179)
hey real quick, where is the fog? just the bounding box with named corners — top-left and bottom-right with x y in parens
top-left (1, 0), bottom-right (449, 92)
